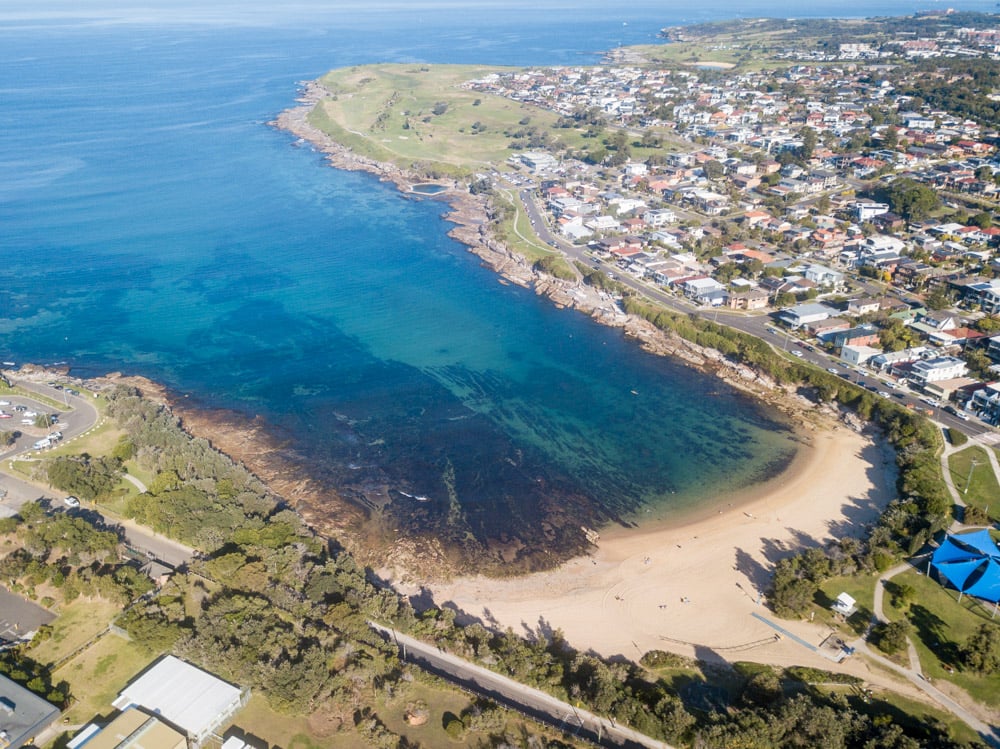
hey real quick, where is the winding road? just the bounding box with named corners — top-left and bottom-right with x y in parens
top-left (0, 375), bottom-right (193, 569)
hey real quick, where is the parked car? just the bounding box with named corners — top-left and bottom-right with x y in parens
top-left (63, 495), bottom-right (80, 508)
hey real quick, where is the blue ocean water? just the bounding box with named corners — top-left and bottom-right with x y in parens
top-left (1, 1), bottom-right (994, 558)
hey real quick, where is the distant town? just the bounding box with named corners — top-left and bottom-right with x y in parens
top-left (461, 14), bottom-right (1000, 428)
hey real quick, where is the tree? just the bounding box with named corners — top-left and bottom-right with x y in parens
top-left (873, 620), bottom-right (910, 656)
top-left (969, 211), bottom-right (993, 229)
top-left (924, 285), bottom-right (953, 311)
top-left (962, 623), bottom-right (1000, 674)
top-left (883, 178), bottom-right (940, 221)
top-left (703, 159), bottom-right (725, 180)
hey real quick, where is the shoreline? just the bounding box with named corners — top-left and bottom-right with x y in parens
top-left (263, 79), bottom-right (892, 582)
top-left (267, 77), bottom-right (905, 661)
top-left (406, 424), bottom-right (898, 668)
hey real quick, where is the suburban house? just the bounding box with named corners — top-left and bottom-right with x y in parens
top-left (908, 356), bottom-right (969, 387)
top-left (970, 382), bottom-right (1000, 424)
top-left (841, 344), bottom-right (883, 366)
top-left (778, 302), bottom-right (839, 328)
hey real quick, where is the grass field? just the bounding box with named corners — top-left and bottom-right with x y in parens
top-left (310, 63), bottom-right (679, 179)
top-left (56, 633), bottom-right (159, 725)
top-left (882, 569), bottom-right (1000, 708)
top-left (30, 597), bottom-right (123, 667)
top-left (817, 574), bottom-right (879, 636)
top-left (313, 63), bottom-right (541, 174)
top-left (947, 446), bottom-right (1000, 517)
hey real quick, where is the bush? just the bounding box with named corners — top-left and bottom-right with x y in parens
top-left (872, 620), bottom-right (910, 656)
top-left (443, 713), bottom-right (465, 739)
top-left (640, 649), bottom-right (690, 669)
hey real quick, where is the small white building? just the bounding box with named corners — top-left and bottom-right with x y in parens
top-left (831, 592), bottom-right (857, 616)
top-left (841, 344), bottom-right (882, 366)
top-left (112, 656), bottom-right (249, 748)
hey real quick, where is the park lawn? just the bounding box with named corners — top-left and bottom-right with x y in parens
top-left (882, 569), bottom-right (1000, 708)
top-left (818, 684), bottom-right (984, 747)
top-left (493, 188), bottom-right (560, 264)
top-left (377, 679), bottom-right (477, 747)
top-left (226, 694), bottom-right (364, 749)
top-left (30, 597), bottom-right (123, 667)
top-left (314, 63), bottom-right (547, 173)
top-left (56, 633), bottom-right (160, 725)
top-left (817, 574), bottom-right (879, 637)
top-left (947, 446), bottom-right (1000, 516)
top-left (46, 422), bottom-right (124, 462)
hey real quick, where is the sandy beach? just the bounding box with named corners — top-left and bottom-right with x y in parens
top-left (413, 424), bottom-right (897, 670)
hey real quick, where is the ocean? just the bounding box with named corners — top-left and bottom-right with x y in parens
top-left (1, 0), bottom-right (994, 562)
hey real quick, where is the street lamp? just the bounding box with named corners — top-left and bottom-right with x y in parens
top-left (964, 458), bottom-right (980, 495)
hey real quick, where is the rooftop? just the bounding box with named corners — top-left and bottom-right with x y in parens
top-left (0, 675), bottom-right (60, 749)
top-left (112, 657), bottom-right (246, 745)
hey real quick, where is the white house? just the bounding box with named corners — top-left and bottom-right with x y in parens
top-left (642, 208), bottom-right (677, 227)
top-left (803, 263), bottom-right (845, 289)
top-left (841, 345), bottom-right (882, 366)
top-left (779, 302), bottom-right (839, 328)
top-left (909, 356), bottom-right (969, 386)
top-left (854, 201), bottom-right (890, 222)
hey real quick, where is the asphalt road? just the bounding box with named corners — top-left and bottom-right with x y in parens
top-left (0, 378), bottom-right (194, 569)
top-left (371, 623), bottom-right (674, 749)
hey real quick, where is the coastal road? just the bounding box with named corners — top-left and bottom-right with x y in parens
top-left (518, 192), bottom-right (993, 440)
top-left (0, 376), bottom-right (194, 569)
top-left (370, 623), bottom-right (675, 749)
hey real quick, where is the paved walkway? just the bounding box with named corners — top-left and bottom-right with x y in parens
top-left (860, 429), bottom-right (1000, 747)
top-left (371, 623), bottom-right (675, 749)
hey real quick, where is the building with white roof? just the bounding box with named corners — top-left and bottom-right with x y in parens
top-left (112, 657), bottom-right (248, 748)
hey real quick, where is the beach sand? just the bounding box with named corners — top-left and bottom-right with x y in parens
top-left (411, 425), bottom-right (896, 670)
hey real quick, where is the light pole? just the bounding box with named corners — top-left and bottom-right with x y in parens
top-left (964, 458), bottom-right (980, 495)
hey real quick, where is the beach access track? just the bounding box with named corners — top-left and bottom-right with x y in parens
top-left (369, 622), bottom-right (675, 749)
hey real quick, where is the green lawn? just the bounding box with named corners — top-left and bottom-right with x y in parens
top-left (882, 569), bottom-right (1000, 708)
top-left (30, 597), bottom-right (123, 667)
top-left (817, 574), bottom-right (880, 637)
top-left (55, 634), bottom-right (160, 725)
top-left (313, 63), bottom-right (538, 174)
top-left (947, 446), bottom-right (1000, 517)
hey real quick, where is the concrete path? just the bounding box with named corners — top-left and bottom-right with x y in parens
top-left (371, 623), bottom-right (675, 749)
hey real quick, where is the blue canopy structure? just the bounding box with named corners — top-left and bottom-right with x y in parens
top-left (930, 531), bottom-right (1000, 604)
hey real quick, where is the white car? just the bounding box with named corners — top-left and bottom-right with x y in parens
top-left (63, 495), bottom-right (80, 508)
top-left (792, 351), bottom-right (803, 358)
top-left (0, 400), bottom-right (10, 406)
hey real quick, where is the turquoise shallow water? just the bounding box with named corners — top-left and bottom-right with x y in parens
top-left (1, 1), bottom-right (991, 555)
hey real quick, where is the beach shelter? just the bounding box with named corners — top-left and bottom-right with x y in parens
top-left (930, 530), bottom-right (1000, 606)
